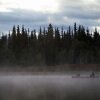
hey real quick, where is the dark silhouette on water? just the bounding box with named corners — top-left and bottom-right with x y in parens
top-left (90, 72), bottom-right (95, 77)
top-left (76, 73), bottom-right (80, 77)
top-left (72, 72), bottom-right (99, 78)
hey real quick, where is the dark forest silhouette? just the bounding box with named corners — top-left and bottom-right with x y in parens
top-left (0, 23), bottom-right (100, 67)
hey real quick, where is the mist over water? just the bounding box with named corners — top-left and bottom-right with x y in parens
top-left (0, 74), bottom-right (100, 100)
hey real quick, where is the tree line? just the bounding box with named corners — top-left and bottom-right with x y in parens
top-left (0, 23), bottom-right (100, 67)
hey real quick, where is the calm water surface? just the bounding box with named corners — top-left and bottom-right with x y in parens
top-left (0, 74), bottom-right (100, 100)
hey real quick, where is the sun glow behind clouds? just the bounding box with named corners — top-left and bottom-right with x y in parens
top-left (0, 0), bottom-right (59, 13)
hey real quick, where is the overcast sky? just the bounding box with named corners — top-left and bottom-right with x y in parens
top-left (0, 0), bottom-right (100, 33)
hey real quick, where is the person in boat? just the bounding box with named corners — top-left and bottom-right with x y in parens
top-left (90, 72), bottom-right (95, 77)
top-left (76, 73), bottom-right (80, 77)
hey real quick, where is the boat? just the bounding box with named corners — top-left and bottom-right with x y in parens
top-left (72, 75), bottom-right (99, 78)
top-left (72, 72), bottom-right (99, 78)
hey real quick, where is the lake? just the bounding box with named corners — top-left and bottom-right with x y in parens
top-left (0, 73), bottom-right (100, 100)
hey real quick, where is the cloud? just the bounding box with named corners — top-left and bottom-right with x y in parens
top-left (0, 10), bottom-right (46, 23)
top-left (0, 9), bottom-right (55, 33)
top-left (56, 0), bottom-right (100, 28)
top-left (58, 0), bottom-right (100, 19)
top-left (0, 0), bottom-right (100, 33)
top-left (0, 0), bottom-right (59, 13)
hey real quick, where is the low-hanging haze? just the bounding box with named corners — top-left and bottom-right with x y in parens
top-left (0, 0), bottom-right (100, 33)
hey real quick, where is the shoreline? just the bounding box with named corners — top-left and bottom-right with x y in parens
top-left (0, 64), bottom-right (100, 75)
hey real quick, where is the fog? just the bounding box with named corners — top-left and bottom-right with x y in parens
top-left (0, 74), bottom-right (100, 100)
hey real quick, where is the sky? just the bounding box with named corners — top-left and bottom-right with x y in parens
top-left (0, 0), bottom-right (100, 33)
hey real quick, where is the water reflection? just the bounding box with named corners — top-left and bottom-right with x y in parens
top-left (0, 74), bottom-right (100, 100)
